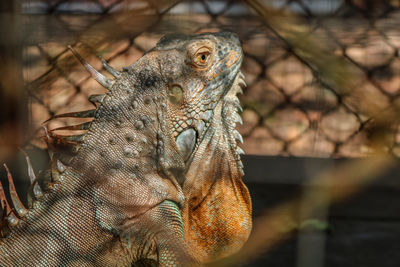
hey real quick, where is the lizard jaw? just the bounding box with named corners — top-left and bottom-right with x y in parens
top-left (179, 71), bottom-right (246, 169)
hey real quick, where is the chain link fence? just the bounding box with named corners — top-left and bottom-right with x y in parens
top-left (23, 0), bottom-right (400, 158)
top-left (8, 2), bottom-right (400, 266)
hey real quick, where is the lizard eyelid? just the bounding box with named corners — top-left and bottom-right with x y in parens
top-left (191, 46), bottom-right (212, 68)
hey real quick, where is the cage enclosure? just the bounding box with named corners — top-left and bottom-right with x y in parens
top-left (1, 0), bottom-right (400, 266)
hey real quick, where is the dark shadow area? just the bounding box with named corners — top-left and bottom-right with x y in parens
top-left (242, 155), bottom-right (400, 267)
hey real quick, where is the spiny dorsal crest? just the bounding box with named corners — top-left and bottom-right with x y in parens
top-left (0, 151), bottom-right (40, 237)
top-left (44, 45), bottom-right (121, 162)
top-left (0, 46), bottom-right (120, 236)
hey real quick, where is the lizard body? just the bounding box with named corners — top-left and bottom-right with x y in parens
top-left (0, 31), bottom-right (251, 266)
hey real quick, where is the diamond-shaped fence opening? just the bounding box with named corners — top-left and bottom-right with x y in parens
top-left (21, 0), bottom-right (400, 158)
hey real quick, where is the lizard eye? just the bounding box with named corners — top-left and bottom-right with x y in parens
top-left (192, 47), bottom-right (211, 68)
top-left (196, 53), bottom-right (209, 63)
top-left (168, 84), bottom-right (183, 105)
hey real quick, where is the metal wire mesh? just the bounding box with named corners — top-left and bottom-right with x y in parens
top-left (23, 0), bottom-right (400, 158)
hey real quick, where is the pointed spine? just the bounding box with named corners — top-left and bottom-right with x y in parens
top-left (238, 79), bottom-right (246, 88)
top-left (234, 130), bottom-right (244, 144)
top-left (88, 94), bottom-right (105, 106)
top-left (19, 149), bottom-right (43, 201)
top-left (50, 159), bottom-right (66, 184)
top-left (0, 180), bottom-right (14, 220)
top-left (44, 109), bottom-right (96, 123)
top-left (50, 133), bottom-right (85, 144)
top-left (56, 160), bottom-right (66, 173)
top-left (234, 113), bottom-right (243, 125)
top-left (99, 56), bottom-right (120, 78)
top-left (0, 200), bottom-right (10, 237)
top-left (42, 125), bottom-right (54, 160)
top-left (50, 121), bottom-right (91, 132)
top-left (0, 175), bottom-right (19, 226)
top-left (68, 45), bottom-right (113, 90)
top-left (4, 164), bottom-right (28, 219)
top-left (44, 128), bottom-right (81, 164)
top-left (233, 98), bottom-right (242, 112)
top-left (51, 163), bottom-right (61, 183)
top-left (237, 146), bottom-right (245, 155)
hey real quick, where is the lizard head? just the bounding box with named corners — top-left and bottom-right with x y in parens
top-left (151, 31), bottom-right (245, 173)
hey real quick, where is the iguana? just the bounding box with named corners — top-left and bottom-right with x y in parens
top-left (0, 31), bottom-right (251, 266)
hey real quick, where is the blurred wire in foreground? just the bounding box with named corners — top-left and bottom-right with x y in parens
top-left (0, 0), bottom-right (26, 162)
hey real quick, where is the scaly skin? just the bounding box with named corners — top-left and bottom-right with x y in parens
top-left (150, 32), bottom-right (252, 262)
top-left (0, 31), bottom-right (251, 266)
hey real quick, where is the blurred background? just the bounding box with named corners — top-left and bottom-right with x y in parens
top-left (1, 0), bottom-right (400, 266)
